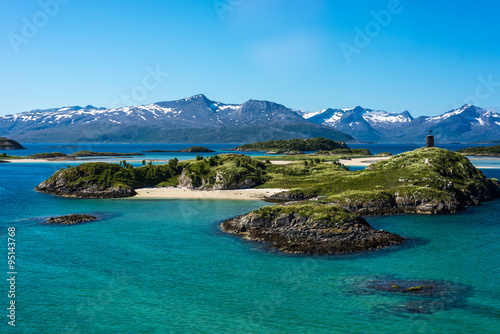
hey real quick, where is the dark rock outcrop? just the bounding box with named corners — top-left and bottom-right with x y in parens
top-left (35, 168), bottom-right (136, 198)
top-left (221, 204), bottom-right (404, 254)
top-left (43, 214), bottom-right (98, 225)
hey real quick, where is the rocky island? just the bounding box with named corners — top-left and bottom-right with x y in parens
top-left (231, 137), bottom-right (349, 152)
top-left (143, 146), bottom-right (215, 153)
top-left (221, 203), bottom-right (404, 254)
top-left (35, 144), bottom-right (499, 254)
top-left (3, 151), bottom-right (144, 161)
top-left (0, 137), bottom-right (26, 150)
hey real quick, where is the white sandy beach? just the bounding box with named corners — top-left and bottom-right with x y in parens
top-left (338, 156), bottom-right (391, 166)
top-left (132, 187), bottom-right (287, 200)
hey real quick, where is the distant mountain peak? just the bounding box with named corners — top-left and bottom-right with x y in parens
top-left (1, 95), bottom-right (499, 144)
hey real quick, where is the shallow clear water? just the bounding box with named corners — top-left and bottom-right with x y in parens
top-left (1, 145), bottom-right (499, 333)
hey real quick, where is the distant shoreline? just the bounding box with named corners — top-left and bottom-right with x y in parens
top-left (3, 158), bottom-right (168, 164)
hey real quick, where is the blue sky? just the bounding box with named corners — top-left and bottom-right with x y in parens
top-left (1, 0), bottom-right (499, 117)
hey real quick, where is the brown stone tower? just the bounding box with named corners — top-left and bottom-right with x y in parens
top-left (426, 131), bottom-right (434, 148)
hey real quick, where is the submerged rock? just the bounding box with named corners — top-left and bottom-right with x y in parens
top-left (221, 203), bottom-right (404, 254)
top-left (43, 214), bottom-right (98, 225)
top-left (361, 278), bottom-right (472, 314)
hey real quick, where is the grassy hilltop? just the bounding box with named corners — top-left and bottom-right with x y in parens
top-left (457, 145), bottom-right (500, 156)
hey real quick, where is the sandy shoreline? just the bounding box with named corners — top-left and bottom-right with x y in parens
top-left (338, 156), bottom-right (391, 166)
top-left (131, 187), bottom-right (287, 200)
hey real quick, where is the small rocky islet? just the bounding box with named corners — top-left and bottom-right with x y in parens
top-left (0, 137), bottom-right (26, 150)
top-left (34, 140), bottom-right (499, 255)
top-left (221, 203), bottom-right (404, 254)
top-left (43, 214), bottom-right (98, 225)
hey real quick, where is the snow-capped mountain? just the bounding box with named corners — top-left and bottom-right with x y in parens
top-left (304, 104), bottom-right (500, 143)
top-left (2, 96), bottom-right (498, 143)
top-left (0, 95), bottom-right (353, 143)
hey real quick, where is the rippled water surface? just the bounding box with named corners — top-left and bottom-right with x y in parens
top-left (1, 144), bottom-right (499, 333)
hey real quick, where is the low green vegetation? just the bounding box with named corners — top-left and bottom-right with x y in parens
top-left (233, 137), bottom-right (349, 152)
top-left (316, 148), bottom-right (372, 156)
top-left (0, 137), bottom-right (26, 150)
top-left (42, 154), bottom-right (269, 191)
top-left (178, 146), bottom-right (215, 153)
top-left (457, 145), bottom-right (500, 156)
top-left (253, 203), bottom-right (357, 224)
top-left (68, 151), bottom-right (145, 157)
top-left (1, 151), bottom-right (144, 159)
top-left (45, 159), bottom-right (181, 190)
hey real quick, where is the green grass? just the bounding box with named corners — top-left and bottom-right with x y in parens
top-left (45, 160), bottom-right (181, 190)
top-left (259, 147), bottom-right (497, 203)
top-left (253, 203), bottom-right (358, 224)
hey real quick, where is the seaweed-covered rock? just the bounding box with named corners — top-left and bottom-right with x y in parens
top-left (221, 203), bottom-right (404, 254)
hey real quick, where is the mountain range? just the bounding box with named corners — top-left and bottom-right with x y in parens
top-left (301, 104), bottom-right (500, 143)
top-left (0, 94), bottom-right (499, 143)
top-left (0, 95), bottom-right (351, 143)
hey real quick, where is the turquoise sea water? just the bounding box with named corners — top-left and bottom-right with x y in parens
top-left (1, 144), bottom-right (499, 333)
